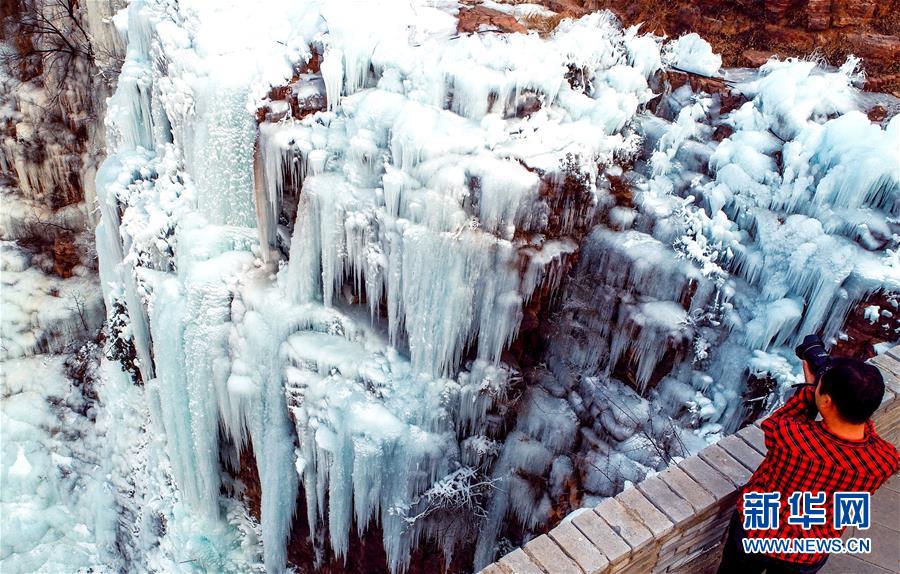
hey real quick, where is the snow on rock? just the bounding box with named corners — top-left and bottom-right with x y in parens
top-left (865, 305), bottom-right (881, 323)
top-left (663, 33), bottom-right (722, 77)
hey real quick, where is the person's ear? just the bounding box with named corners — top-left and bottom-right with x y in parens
top-left (818, 392), bottom-right (833, 413)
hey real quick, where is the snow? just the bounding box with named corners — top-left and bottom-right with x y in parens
top-left (0, 355), bottom-right (118, 573)
top-left (0, 191), bottom-right (104, 361)
top-left (736, 58), bottom-right (862, 140)
top-left (663, 33), bottom-right (721, 77)
top-left (865, 305), bottom-right (881, 323)
top-left (0, 243), bottom-right (103, 358)
top-left (9, 447), bottom-right (32, 477)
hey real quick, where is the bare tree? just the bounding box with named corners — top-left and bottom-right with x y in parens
top-left (1, 0), bottom-right (98, 101)
top-left (69, 291), bottom-right (90, 331)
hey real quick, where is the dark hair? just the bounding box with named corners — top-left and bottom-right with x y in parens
top-left (818, 358), bottom-right (885, 424)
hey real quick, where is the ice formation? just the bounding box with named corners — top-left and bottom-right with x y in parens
top-left (4, 0), bottom-right (899, 571)
top-left (0, 355), bottom-right (115, 572)
top-left (663, 33), bottom-right (722, 77)
top-left (93, 4), bottom-right (671, 570)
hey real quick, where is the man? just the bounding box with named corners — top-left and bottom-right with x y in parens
top-left (716, 357), bottom-right (899, 574)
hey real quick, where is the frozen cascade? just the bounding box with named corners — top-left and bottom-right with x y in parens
top-left (228, 284), bottom-right (307, 572)
top-left (278, 85), bottom-right (574, 378)
top-left (549, 226), bottom-right (706, 391)
top-left (190, 85), bottom-right (258, 227)
top-left (95, 152), bottom-right (157, 383)
top-left (474, 388), bottom-right (579, 566)
top-left (148, 276), bottom-right (220, 516)
top-left (282, 321), bottom-right (453, 571)
top-left (146, 225), bottom-right (255, 520)
top-left (88, 0), bottom-right (900, 572)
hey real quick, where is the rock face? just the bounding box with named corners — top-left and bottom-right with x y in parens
top-left (457, 5), bottom-right (529, 35)
top-left (833, 292), bottom-right (900, 359)
top-left (542, 0), bottom-right (900, 95)
top-left (0, 0), bottom-right (123, 212)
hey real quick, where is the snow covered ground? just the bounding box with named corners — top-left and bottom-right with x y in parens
top-left (0, 353), bottom-right (118, 573)
top-left (1, 193), bottom-right (117, 571)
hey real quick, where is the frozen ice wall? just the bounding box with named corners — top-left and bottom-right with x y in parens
top-left (93, 0), bottom-right (899, 572)
top-left (549, 59), bottom-right (898, 438)
top-left (2, 1), bottom-right (272, 571)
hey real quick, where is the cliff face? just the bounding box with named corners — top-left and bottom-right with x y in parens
top-left (0, 0), bottom-right (123, 359)
top-left (93, 2), bottom-right (898, 573)
top-left (1, 4), bottom-right (134, 573)
top-left (538, 0), bottom-right (900, 94)
top-left (0, 0), bottom-right (124, 214)
top-left (2, 1), bottom-right (898, 573)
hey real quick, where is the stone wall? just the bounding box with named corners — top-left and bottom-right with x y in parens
top-left (479, 344), bottom-right (900, 574)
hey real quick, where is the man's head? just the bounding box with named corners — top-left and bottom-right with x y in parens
top-left (814, 357), bottom-right (885, 425)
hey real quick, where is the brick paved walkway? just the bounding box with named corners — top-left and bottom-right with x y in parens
top-left (821, 472), bottom-right (900, 574)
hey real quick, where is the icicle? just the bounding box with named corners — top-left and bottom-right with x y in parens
top-left (106, 60), bottom-right (155, 150)
top-left (466, 155), bottom-right (540, 238)
top-left (321, 48), bottom-right (345, 112)
top-left (579, 228), bottom-right (700, 302)
top-left (148, 278), bottom-right (221, 518)
top-left (606, 300), bottom-right (690, 393)
top-left (743, 297), bottom-right (803, 350)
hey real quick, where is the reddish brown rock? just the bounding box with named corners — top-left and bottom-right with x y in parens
top-left (457, 6), bottom-right (528, 35)
top-left (712, 124), bottom-right (734, 142)
top-left (833, 0), bottom-right (878, 27)
top-left (764, 0), bottom-right (795, 20)
top-left (543, 0), bottom-right (592, 16)
top-left (805, 0), bottom-right (833, 31)
top-left (847, 32), bottom-right (900, 61)
top-left (867, 104), bottom-right (888, 122)
top-left (543, 0), bottom-right (900, 94)
top-left (258, 73), bottom-right (327, 124)
top-left (741, 49), bottom-right (775, 68)
top-left (52, 234), bottom-right (80, 278)
top-left (832, 291), bottom-right (900, 360)
top-left (666, 69), bottom-right (731, 96)
top-left (763, 23), bottom-right (817, 51)
top-left (865, 73), bottom-right (900, 95)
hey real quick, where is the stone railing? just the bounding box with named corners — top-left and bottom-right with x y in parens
top-left (479, 345), bottom-right (900, 574)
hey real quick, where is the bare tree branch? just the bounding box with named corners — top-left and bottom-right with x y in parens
top-left (1, 0), bottom-right (99, 102)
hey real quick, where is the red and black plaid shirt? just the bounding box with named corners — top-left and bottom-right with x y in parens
top-left (738, 384), bottom-right (899, 564)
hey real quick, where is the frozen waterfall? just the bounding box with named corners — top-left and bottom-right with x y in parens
top-left (91, 0), bottom-right (900, 572)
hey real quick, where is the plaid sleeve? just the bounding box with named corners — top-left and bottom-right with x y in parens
top-left (760, 384), bottom-right (817, 450)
